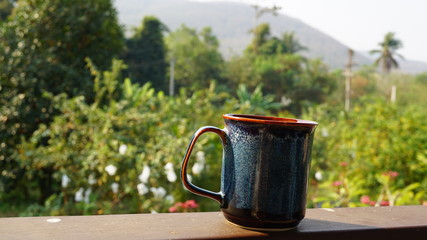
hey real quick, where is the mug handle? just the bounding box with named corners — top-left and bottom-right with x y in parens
top-left (180, 126), bottom-right (226, 204)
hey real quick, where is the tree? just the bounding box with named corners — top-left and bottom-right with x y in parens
top-left (246, 24), bottom-right (306, 56)
top-left (370, 32), bottom-right (404, 73)
top-left (252, 4), bottom-right (281, 25)
top-left (0, 0), bottom-right (124, 203)
top-left (228, 23), bottom-right (335, 115)
top-left (1, 0), bottom-right (124, 98)
top-left (239, 23), bottom-right (307, 95)
top-left (247, 23), bottom-right (271, 54)
top-left (166, 25), bottom-right (225, 89)
top-left (124, 16), bottom-right (168, 91)
top-left (291, 59), bottom-right (338, 114)
top-left (281, 32), bottom-right (307, 54)
top-left (0, 0), bottom-right (15, 21)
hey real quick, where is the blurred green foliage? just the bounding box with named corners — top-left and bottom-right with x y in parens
top-left (0, 0), bottom-right (124, 204)
top-left (11, 59), bottom-right (252, 215)
top-left (166, 25), bottom-right (226, 90)
top-left (246, 23), bottom-right (306, 56)
top-left (0, 0), bottom-right (14, 20)
top-left (3, 61), bottom-right (426, 216)
top-left (124, 16), bottom-right (168, 91)
top-left (0, 1), bottom-right (426, 217)
top-left (227, 23), bottom-right (338, 115)
top-left (305, 97), bottom-right (427, 208)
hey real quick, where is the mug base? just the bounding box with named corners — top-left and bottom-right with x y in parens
top-left (225, 218), bottom-right (296, 232)
top-left (222, 210), bottom-right (301, 231)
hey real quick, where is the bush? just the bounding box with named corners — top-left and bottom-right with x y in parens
top-left (0, 0), bottom-right (124, 205)
top-left (305, 97), bottom-right (427, 207)
top-left (3, 61), bottom-right (426, 216)
top-left (9, 59), bottom-right (266, 215)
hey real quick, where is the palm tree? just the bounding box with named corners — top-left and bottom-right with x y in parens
top-left (281, 32), bottom-right (307, 54)
top-left (370, 32), bottom-right (404, 73)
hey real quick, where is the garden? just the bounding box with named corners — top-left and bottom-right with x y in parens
top-left (0, 0), bottom-right (426, 217)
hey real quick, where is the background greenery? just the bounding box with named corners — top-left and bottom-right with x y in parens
top-left (1, 0), bottom-right (426, 216)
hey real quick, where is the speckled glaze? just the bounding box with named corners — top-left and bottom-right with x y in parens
top-left (181, 114), bottom-right (317, 230)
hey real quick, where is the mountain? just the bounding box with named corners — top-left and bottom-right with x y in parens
top-left (114, 0), bottom-right (427, 74)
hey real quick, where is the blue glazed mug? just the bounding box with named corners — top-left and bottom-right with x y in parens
top-left (181, 114), bottom-right (318, 230)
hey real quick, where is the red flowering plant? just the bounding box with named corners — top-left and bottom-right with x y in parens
top-left (359, 170), bottom-right (404, 207)
top-left (169, 200), bottom-right (200, 213)
top-left (359, 195), bottom-right (390, 207)
top-left (330, 161), bottom-right (351, 207)
top-left (374, 170), bottom-right (399, 206)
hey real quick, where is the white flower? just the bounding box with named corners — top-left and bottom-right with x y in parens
top-left (105, 164), bottom-right (117, 176)
top-left (61, 174), bottom-right (71, 188)
top-left (196, 151), bottom-right (206, 164)
top-left (150, 209), bottom-right (158, 214)
top-left (150, 187), bottom-right (167, 199)
top-left (315, 171), bottom-right (323, 181)
top-left (84, 188), bottom-right (92, 203)
top-left (321, 128), bottom-right (329, 137)
top-left (281, 96), bottom-right (292, 107)
top-left (137, 183), bottom-right (149, 196)
top-left (75, 187), bottom-right (84, 202)
top-left (88, 174), bottom-right (97, 185)
top-left (111, 182), bottom-right (119, 194)
top-left (166, 170), bottom-right (177, 183)
top-left (192, 162), bottom-right (204, 175)
top-left (164, 162), bottom-right (174, 171)
top-left (164, 163), bottom-right (177, 182)
top-left (165, 195), bottom-right (174, 203)
top-left (119, 144), bottom-right (127, 155)
top-left (139, 165), bottom-right (150, 183)
top-left (191, 151), bottom-right (206, 175)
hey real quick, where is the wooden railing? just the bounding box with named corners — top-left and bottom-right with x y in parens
top-left (0, 205), bottom-right (425, 239)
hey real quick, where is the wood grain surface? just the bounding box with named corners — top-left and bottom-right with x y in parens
top-left (0, 206), bottom-right (425, 240)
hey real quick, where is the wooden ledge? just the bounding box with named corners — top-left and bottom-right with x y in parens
top-left (0, 206), bottom-right (426, 240)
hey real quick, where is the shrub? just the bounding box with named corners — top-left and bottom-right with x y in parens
top-left (306, 97), bottom-right (427, 207)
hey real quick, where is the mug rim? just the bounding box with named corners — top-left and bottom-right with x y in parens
top-left (223, 114), bottom-right (318, 127)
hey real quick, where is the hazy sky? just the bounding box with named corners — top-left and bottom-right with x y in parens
top-left (194, 0), bottom-right (427, 62)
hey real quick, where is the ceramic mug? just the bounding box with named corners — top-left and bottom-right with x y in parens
top-left (180, 114), bottom-right (318, 231)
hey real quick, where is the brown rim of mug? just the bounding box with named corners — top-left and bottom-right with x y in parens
top-left (223, 114), bottom-right (318, 127)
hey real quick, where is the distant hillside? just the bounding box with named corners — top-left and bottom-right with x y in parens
top-left (115, 0), bottom-right (427, 74)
